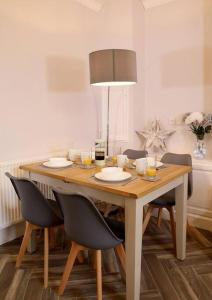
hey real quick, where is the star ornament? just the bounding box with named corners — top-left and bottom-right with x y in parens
top-left (136, 119), bottom-right (175, 152)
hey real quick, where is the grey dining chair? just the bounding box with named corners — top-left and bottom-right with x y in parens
top-left (123, 149), bottom-right (148, 159)
top-left (142, 153), bottom-right (193, 254)
top-left (53, 190), bottom-right (125, 298)
top-left (5, 172), bottom-right (64, 288)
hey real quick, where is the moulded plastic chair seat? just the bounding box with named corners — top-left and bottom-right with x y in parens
top-left (142, 153), bottom-right (193, 255)
top-left (5, 172), bottom-right (64, 288)
top-left (151, 153), bottom-right (193, 207)
top-left (123, 149), bottom-right (148, 160)
top-left (53, 191), bottom-right (124, 250)
top-left (53, 190), bottom-right (126, 298)
top-left (151, 190), bottom-right (175, 206)
top-left (5, 173), bottom-right (63, 227)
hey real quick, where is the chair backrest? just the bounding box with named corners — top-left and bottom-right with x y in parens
top-left (52, 190), bottom-right (122, 250)
top-left (123, 149), bottom-right (148, 159)
top-left (5, 172), bottom-right (61, 227)
top-left (161, 153), bottom-right (193, 199)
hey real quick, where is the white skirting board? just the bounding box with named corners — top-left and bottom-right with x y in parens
top-left (151, 158), bottom-right (212, 232)
top-left (152, 206), bottom-right (212, 232)
top-left (0, 221), bottom-right (25, 245)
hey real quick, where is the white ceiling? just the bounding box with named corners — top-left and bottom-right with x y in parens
top-left (73, 0), bottom-right (176, 11)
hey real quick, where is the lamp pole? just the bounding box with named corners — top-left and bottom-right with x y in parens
top-left (106, 86), bottom-right (110, 156)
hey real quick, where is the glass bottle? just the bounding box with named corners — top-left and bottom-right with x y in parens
top-left (95, 139), bottom-right (106, 166)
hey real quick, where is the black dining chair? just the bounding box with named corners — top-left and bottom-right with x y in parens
top-left (53, 190), bottom-right (125, 298)
top-left (123, 149), bottom-right (148, 159)
top-left (5, 172), bottom-right (64, 288)
top-left (142, 153), bottom-right (193, 253)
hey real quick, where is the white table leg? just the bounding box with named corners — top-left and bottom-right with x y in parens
top-left (175, 174), bottom-right (188, 260)
top-left (125, 198), bottom-right (143, 300)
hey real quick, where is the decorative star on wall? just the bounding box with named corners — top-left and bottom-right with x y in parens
top-left (136, 119), bottom-right (175, 152)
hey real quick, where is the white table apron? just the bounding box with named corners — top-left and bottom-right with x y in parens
top-left (28, 171), bottom-right (188, 300)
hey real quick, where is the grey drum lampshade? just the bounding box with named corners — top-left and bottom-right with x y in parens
top-left (89, 49), bottom-right (137, 86)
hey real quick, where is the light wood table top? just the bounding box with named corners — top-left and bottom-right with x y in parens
top-left (20, 162), bottom-right (192, 199)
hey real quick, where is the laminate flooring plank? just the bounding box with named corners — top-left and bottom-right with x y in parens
top-left (0, 261), bottom-right (16, 299)
top-left (179, 266), bottom-right (212, 300)
top-left (161, 259), bottom-right (199, 300)
top-left (144, 254), bottom-right (179, 300)
top-left (0, 219), bottom-right (211, 300)
top-left (199, 274), bottom-right (212, 296)
top-left (140, 256), bottom-right (158, 291)
top-left (16, 270), bottom-right (32, 300)
top-left (4, 269), bottom-right (25, 300)
top-left (194, 263), bottom-right (212, 275)
top-left (174, 253), bottom-right (212, 267)
top-left (23, 278), bottom-right (44, 300)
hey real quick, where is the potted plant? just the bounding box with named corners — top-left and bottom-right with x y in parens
top-left (184, 112), bottom-right (212, 159)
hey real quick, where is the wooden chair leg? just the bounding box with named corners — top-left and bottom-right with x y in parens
top-left (187, 220), bottom-right (211, 247)
top-left (167, 207), bottom-right (176, 255)
top-left (91, 250), bottom-right (97, 270)
top-left (142, 206), bottom-right (154, 235)
top-left (96, 250), bottom-right (102, 300)
top-left (157, 208), bottom-right (163, 228)
top-left (16, 221), bottom-right (33, 268)
top-left (58, 242), bottom-right (80, 295)
top-left (115, 243), bottom-right (126, 272)
top-left (143, 207), bottom-right (146, 221)
top-left (49, 227), bottom-right (56, 249)
top-left (44, 228), bottom-right (49, 288)
top-left (77, 251), bottom-right (85, 264)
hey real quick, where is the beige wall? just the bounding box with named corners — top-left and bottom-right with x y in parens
top-left (0, 0), bottom-right (134, 161)
top-left (1, 0), bottom-right (211, 161)
top-left (131, 0), bottom-right (146, 148)
top-left (142, 0), bottom-right (212, 157)
top-left (204, 0), bottom-right (212, 113)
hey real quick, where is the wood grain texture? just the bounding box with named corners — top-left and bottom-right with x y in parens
top-left (0, 218), bottom-right (211, 299)
top-left (96, 250), bottom-right (102, 300)
top-left (20, 162), bottom-right (191, 199)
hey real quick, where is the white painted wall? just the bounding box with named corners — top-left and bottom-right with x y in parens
top-left (142, 0), bottom-right (212, 158)
top-left (139, 0), bottom-right (212, 231)
top-left (0, 0), bottom-right (134, 162)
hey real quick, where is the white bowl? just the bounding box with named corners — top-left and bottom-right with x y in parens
top-left (101, 167), bottom-right (123, 174)
top-left (48, 157), bottom-right (67, 166)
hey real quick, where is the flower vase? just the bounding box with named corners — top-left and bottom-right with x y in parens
top-left (193, 138), bottom-right (206, 159)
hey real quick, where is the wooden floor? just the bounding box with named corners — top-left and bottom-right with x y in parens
top-left (0, 218), bottom-right (212, 300)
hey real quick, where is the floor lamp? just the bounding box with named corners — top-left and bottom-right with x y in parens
top-left (89, 49), bottom-right (137, 155)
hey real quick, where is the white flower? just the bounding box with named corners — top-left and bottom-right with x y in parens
top-left (185, 112), bottom-right (203, 125)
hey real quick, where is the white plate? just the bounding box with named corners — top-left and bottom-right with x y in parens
top-left (43, 161), bottom-right (73, 168)
top-left (95, 171), bottom-right (132, 182)
top-left (133, 160), bottom-right (163, 168)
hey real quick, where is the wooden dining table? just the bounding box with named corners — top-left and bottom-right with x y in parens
top-left (21, 161), bottom-right (191, 300)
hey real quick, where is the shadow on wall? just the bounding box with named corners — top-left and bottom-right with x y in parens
top-left (204, 47), bottom-right (212, 86)
top-left (46, 56), bottom-right (87, 92)
top-left (161, 47), bottom-right (203, 88)
top-left (204, 0), bottom-right (212, 113)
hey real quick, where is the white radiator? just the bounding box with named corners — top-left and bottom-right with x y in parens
top-left (0, 153), bottom-right (65, 231)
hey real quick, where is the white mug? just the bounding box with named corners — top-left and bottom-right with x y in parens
top-left (68, 149), bottom-right (79, 162)
top-left (136, 158), bottom-right (148, 175)
top-left (117, 154), bottom-right (128, 168)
